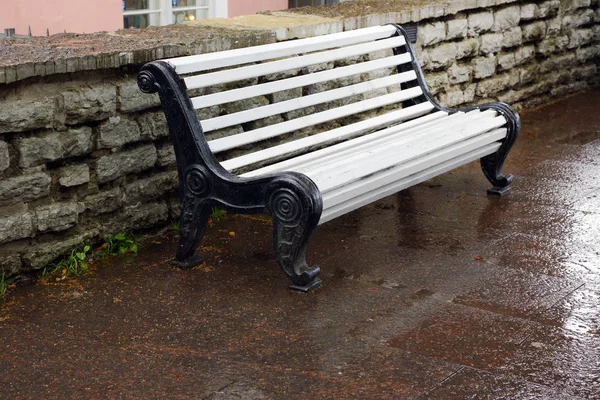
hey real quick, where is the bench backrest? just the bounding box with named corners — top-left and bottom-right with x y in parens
top-left (160, 25), bottom-right (434, 175)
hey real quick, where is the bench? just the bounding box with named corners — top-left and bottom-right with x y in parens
top-left (138, 24), bottom-right (520, 292)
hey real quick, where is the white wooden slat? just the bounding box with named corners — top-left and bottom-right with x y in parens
top-left (184, 36), bottom-right (406, 90)
top-left (301, 110), bottom-right (498, 181)
top-left (201, 71), bottom-right (418, 132)
top-left (319, 141), bottom-right (502, 224)
top-left (322, 129), bottom-right (506, 209)
top-left (270, 110), bottom-right (481, 176)
top-left (191, 53), bottom-right (412, 108)
top-left (241, 108), bottom-right (488, 177)
top-left (227, 103), bottom-right (440, 173)
top-left (208, 86), bottom-right (425, 154)
top-left (167, 25), bottom-right (398, 74)
top-left (306, 113), bottom-right (506, 193)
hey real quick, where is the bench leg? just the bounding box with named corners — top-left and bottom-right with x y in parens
top-left (173, 192), bottom-right (211, 269)
top-left (266, 175), bottom-right (323, 293)
top-left (481, 154), bottom-right (513, 196)
top-left (480, 103), bottom-right (520, 196)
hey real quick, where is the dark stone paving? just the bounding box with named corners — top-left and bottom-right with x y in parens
top-left (1, 90), bottom-right (600, 399)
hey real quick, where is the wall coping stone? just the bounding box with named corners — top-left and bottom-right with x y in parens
top-left (0, 0), bottom-right (523, 84)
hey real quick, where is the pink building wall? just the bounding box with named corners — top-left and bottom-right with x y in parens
top-left (0, 0), bottom-right (290, 36)
top-left (228, 0), bottom-right (288, 18)
top-left (0, 0), bottom-right (123, 36)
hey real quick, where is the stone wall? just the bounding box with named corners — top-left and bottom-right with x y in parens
top-left (0, 0), bottom-right (599, 278)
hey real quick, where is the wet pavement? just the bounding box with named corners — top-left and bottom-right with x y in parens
top-left (1, 89), bottom-right (600, 399)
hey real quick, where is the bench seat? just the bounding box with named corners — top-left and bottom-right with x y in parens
top-left (138, 24), bottom-right (520, 291)
top-left (238, 108), bottom-right (506, 223)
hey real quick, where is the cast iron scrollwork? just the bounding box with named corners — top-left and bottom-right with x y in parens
top-left (266, 173), bottom-right (323, 292)
top-left (185, 165), bottom-right (211, 197)
top-left (171, 165), bottom-right (213, 269)
top-left (137, 70), bottom-right (159, 94)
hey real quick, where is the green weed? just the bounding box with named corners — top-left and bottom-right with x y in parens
top-left (101, 233), bottom-right (139, 256)
top-left (169, 219), bottom-right (181, 232)
top-left (49, 245), bottom-right (91, 276)
top-left (0, 272), bottom-right (8, 297)
top-left (211, 207), bottom-right (227, 222)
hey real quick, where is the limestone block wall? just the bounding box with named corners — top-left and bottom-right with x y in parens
top-left (411, 0), bottom-right (600, 108)
top-left (0, 0), bottom-right (598, 278)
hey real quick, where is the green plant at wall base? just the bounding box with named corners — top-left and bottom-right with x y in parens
top-left (101, 233), bottom-right (139, 256)
top-left (0, 272), bottom-right (8, 297)
top-left (169, 219), bottom-right (181, 232)
top-left (50, 245), bottom-right (91, 276)
top-left (211, 207), bottom-right (227, 222)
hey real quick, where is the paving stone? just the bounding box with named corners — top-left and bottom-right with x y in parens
top-left (453, 263), bottom-right (583, 321)
top-left (425, 367), bottom-right (580, 399)
top-left (497, 327), bottom-right (600, 398)
top-left (388, 302), bottom-right (542, 369)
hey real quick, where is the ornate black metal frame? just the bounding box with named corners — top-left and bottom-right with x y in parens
top-left (138, 25), bottom-right (520, 292)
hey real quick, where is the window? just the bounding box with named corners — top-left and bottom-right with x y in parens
top-left (123, 0), bottom-right (227, 29)
top-left (288, 0), bottom-right (340, 7)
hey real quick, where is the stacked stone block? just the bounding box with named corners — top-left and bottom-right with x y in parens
top-left (0, 0), bottom-right (599, 278)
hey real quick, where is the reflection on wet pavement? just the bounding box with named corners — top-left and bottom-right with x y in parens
top-left (1, 89), bottom-right (600, 399)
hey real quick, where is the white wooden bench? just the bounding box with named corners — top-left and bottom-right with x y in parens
top-left (138, 24), bottom-right (520, 292)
